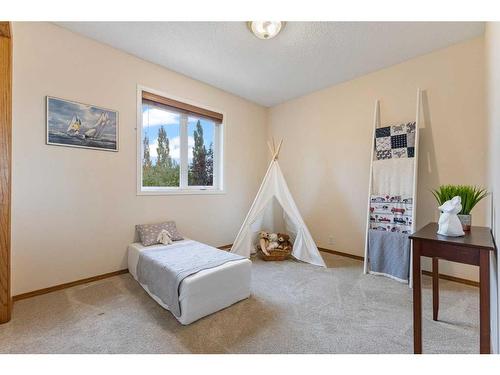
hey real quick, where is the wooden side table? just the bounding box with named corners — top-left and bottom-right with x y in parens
top-left (409, 223), bottom-right (495, 354)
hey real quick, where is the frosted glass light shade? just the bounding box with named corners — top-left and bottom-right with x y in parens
top-left (248, 21), bottom-right (284, 40)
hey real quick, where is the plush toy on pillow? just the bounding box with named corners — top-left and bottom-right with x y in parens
top-left (157, 229), bottom-right (173, 245)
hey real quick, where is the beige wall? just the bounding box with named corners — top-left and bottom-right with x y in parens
top-left (11, 22), bottom-right (269, 295)
top-left (485, 22), bottom-right (500, 354)
top-left (11, 23), bottom-right (490, 295)
top-left (268, 37), bottom-right (487, 281)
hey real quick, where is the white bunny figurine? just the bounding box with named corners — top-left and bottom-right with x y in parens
top-left (437, 196), bottom-right (465, 237)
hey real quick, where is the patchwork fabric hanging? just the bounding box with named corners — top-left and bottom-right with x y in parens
top-left (369, 194), bottom-right (413, 234)
top-left (374, 122), bottom-right (416, 160)
top-left (363, 90), bottom-right (421, 286)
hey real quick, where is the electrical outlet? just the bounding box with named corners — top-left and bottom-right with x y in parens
top-left (328, 236), bottom-right (334, 245)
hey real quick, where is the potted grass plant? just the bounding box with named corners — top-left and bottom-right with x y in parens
top-left (431, 185), bottom-right (488, 231)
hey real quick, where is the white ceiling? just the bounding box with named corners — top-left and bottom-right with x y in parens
top-left (56, 22), bottom-right (484, 107)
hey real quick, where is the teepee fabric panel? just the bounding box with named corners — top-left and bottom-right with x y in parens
top-left (231, 160), bottom-right (326, 267)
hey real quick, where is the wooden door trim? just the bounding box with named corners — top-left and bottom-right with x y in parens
top-left (0, 21), bottom-right (12, 324)
top-left (0, 23), bottom-right (10, 38)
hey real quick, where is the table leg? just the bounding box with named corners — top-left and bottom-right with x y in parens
top-left (479, 250), bottom-right (490, 354)
top-left (432, 257), bottom-right (439, 321)
top-left (412, 240), bottom-right (422, 354)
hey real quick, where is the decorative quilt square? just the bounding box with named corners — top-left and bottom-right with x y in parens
top-left (375, 136), bottom-right (391, 151)
top-left (392, 148), bottom-right (407, 158)
top-left (406, 121), bottom-right (416, 133)
top-left (407, 132), bottom-right (415, 148)
top-left (391, 123), bottom-right (406, 135)
top-left (376, 150), bottom-right (392, 160)
top-left (375, 126), bottom-right (391, 138)
top-left (391, 134), bottom-right (407, 149)
top-left (373, 122), bottom-right (416, 160)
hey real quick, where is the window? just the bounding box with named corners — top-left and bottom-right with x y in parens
top-left (138, 89), bottom-right (223, 194)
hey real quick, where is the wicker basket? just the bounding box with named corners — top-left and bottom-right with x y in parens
top-left (257, 245), bottom-right (292, 261)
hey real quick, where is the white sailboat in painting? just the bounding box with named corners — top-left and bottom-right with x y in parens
top-left (84, 112), bottom-right (110, 139)
top-left (65, 112), bottom-right (110, 140)
top-left (66, 115), bottom-right (82, 136)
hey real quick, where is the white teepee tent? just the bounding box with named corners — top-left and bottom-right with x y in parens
top-left (230, 140), bottom-right (326, 267)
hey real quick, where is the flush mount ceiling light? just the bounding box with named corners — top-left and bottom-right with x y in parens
top-left (248, 21), bottom-right (284, 40)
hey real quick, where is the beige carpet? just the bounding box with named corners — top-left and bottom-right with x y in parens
top-left (0, 252), bottom-right (479, 353)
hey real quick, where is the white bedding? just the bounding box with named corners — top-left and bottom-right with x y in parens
top-left (128, 240), bottom-right (251, 325)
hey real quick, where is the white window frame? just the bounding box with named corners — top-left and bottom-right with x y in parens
top-left (136, 85), bottom-right (225, 195)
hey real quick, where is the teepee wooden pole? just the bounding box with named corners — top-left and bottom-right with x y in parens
top-left (267, 141), bottom-right (274, 156)
top-left (274, 139), bottom-right (283, 160)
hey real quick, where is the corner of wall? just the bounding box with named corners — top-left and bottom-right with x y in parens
top-left (485, 21), bottom-right (500, 354)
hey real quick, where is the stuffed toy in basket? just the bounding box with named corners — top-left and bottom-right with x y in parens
top-left (257, 231), bottom-right (292, 261)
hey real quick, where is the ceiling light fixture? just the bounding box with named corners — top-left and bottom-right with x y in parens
top-left (248, 21), bottom-right (284, 40)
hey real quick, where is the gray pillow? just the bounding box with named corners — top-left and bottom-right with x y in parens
top-left (136, 221), bottom-right (183, 246)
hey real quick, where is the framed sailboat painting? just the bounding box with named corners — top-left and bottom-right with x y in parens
top-left (46, 96), bottom-right (118, 151)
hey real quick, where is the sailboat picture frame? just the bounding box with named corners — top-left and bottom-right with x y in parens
top-left (46, 96), bottom-right (119, 152)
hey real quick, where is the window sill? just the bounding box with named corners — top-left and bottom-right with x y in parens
top-left (137, 188), bottom-right (226, 196)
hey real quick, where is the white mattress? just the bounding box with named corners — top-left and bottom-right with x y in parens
top-left (128, 240), bottom-right (252, 325)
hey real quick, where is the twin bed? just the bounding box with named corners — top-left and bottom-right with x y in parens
top-left (128, 239), bottom-right (252, 325)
